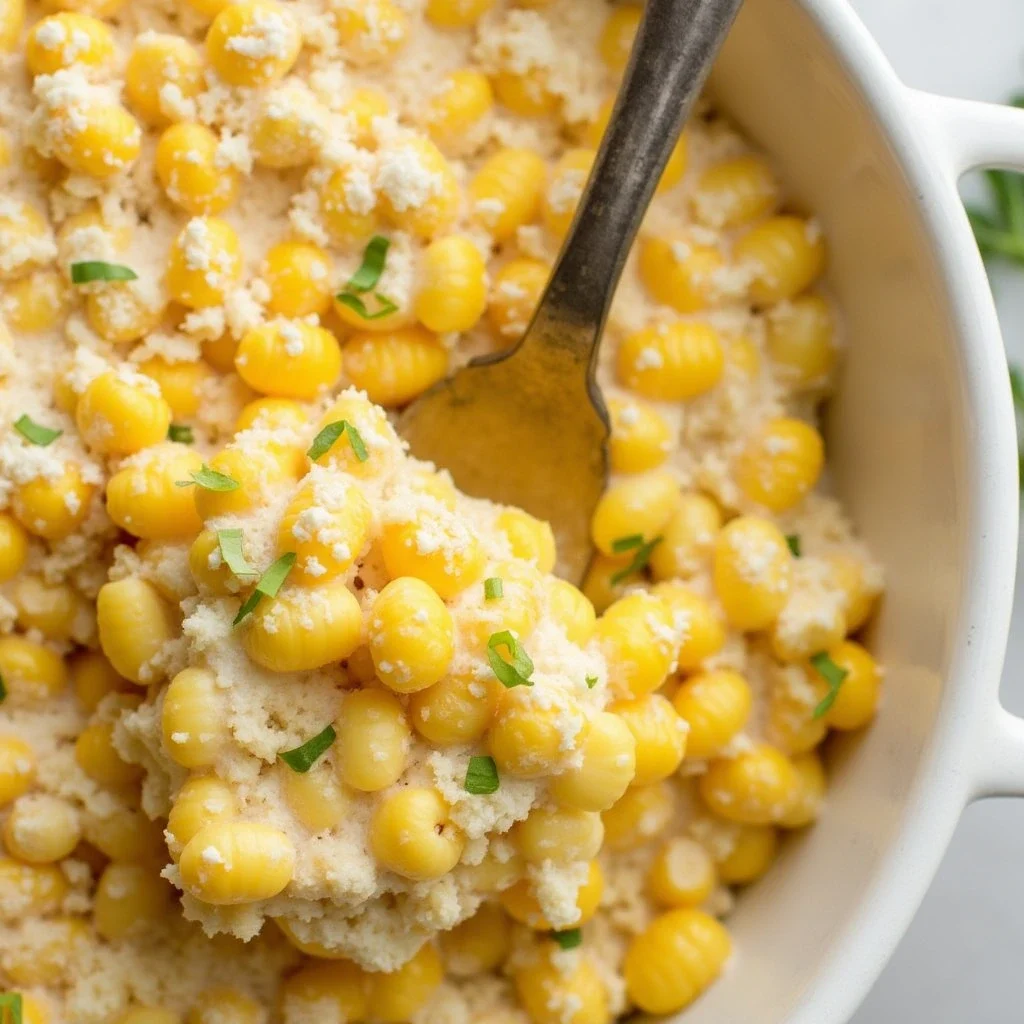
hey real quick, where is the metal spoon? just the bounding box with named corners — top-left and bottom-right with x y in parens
top-left (400, 0), bottom-right (745, 581)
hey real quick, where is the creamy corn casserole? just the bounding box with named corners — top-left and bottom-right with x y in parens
top-left (0, 0), bottom-right (885, 1020)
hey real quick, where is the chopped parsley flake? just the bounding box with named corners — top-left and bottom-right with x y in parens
top-left (279, 724), bottom-right (336, 773)
top-left (13, 415), bottom-right (61, 446)
top-left (464, 755), bottom-right (500, 795)
top-left (487, 631), bottom-right (534, 688)
top-left (811, 651), bottom-right (849, 719)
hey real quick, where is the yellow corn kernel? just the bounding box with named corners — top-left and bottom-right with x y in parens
top-left (426, 0), bottom-right (492, 27)
top-left (13, 576), bottom-right (93, 643)
top-left (379, 136), bottom-right (460, 238)
top-left (19, 994), bottom-right (53, 1024)
top-left (281, 960), bottom-right (369, 1022)
top-left (735, 416), bottom-right (824, 513)
top-left (612, 694), bottom-right (687, 786)
top-left (0, 0), bottom-right (24, 50)
top-left (344, 326), bottom-right (448, 408)
top-left (648, 837), bottom-right (716, 908)
top-left (514, 807), bottom-right (604, 865)
top-left (235, 320), bottom-right (342, 400)
top-left (94, 862), bottom-right (170, 940)
top-left (76, 370), bottom-right (172, 455)
top-left (712, 515), bottom-right (792, 631)
top-left (125, 32), bottom-right (204, 126)
top-left (649, 588), bottom-right (723, 670)
top-left (84, 806), bottom-right (165, 862)
top-left (770, 573), bottom-right (848, 665)
top-left (3, 269), bottom-right (64, 334)
top-left (279, 761), bottom-right (348, 834)
top-left (334, 0), bottom-right (408, 64)
top-left (415, 235), bottom-right (488, 333)
top-left (167, 776), bottom-right (238, 857)
top-left (590, 470), bottom-right (679, 557)
top-left (2, 915), bottom-right (90, 986)
top-left (340, 85), bottom-right (390, 145)
top-left (335, 688), bottom-right (410, 791)
top-left (617, 321), bottom-right (724, 401)
top-left (543, 148), bottom-right (595, 240)
top-left (767, 664), bottom-right (828, 756)
top-left (441, 904), bottom-right (510, 977)
top-left (113, 1009), bottom-right (181, 1024)
top-left (599, 4), bottom-right (641, 71)
top-left (470, 148), bottom-right (547, 242)
top-left (97, 577), bottom-right (178, 684)
top-left (205, 0), bottom-right (300, 86)
top-left (235, 396), bottom-right (303, 436)
top-left (262, 241), bottom-right (332, 317)
top-left (368, 577), bottom-right (454, 693)
top-left (50, 102), bottom-right (141, 178)
top-left (75, 720), bottom-right (140, 792)
top-left (243, 580), bottom-right (362, 673)
top-left (0, 512), bottom-right (28, 580)
top-left (155, 122), bottom-right (239, 216)
top-left (407, 465), bottom-right (458, 508)
top-left (310, 393), bottom-right (399, 475)
top-left (601, 781), bottom-right (672, 850)
top-left (459, 561), bottom-right (537, 658)
top-left (0, 857), bottom-right (66, 918)
top-left (278, 479), bottom-right (372, 585)
top-left (0, 635), bottom-right (67, 702)
top-left (26, 12), bottom-right (113, 75)
top-left (0, 735), bottom-right (36, 806)
top-left (424, 69), bottom-right (493, 147)
top-left (825, 551), bottom-right (879, 633)
top-left (777, 751), bottom-right (826, 829)
top-left (820, 639), bottom-right (881, 731)
top-left (162, 667), bottom-right (229, 768)
top-left (500, 859), bottom-right (603, 930)
top-left (692, 154), bottom-right (778, 228)
top-left (251, 82), bottom-right (327, 169)
top-left (84, 282), bottom-right (163, 345)
top-left (180, 821), bottom-right (295, 905)
top-left (488, 257), bottom-right (548, 339)
top-left (0, 203), bottom-right (51, 281)
top-left (735, 215), bottom-right (827, 305)
top-left (140, 358), bottom-right (213, 419)
top-left (700, 743), bottom-right (799, 825)
top-left (194, 447), bottom-right (294, 521)
top-left (370, 786), bottom-right (464, 881)
top-left (186, 989), bottom-right (262, 1024)
top-left (71, 651), bottom-right (130, 711)
top-left (365, 944), bottom-right (443, 1024)
top-left (624, 908), bottom-right (731, 1014)
top-left (380, 511), bottom-right (485, 599)
top-left (490, 686), bottom-right (587, 779)
top-left (408, 672), bottom-right (501, 746)
top-left (167, 216), bottom-right (243, 308)
top-left (595, 593), bottom-right (677, 699)
top-left (461, 847), bottom-right (524, 894)
top-left (606, 396), bottom-right (670, 474)
top-left (515, 950), bottom-right (609, 1024)
top-left (188, 529), bottom-right (238, 596)
top-left (491, 65), bottom-right (559, 117)
top-left (319, 163), bottom-right (380, 245)
top-left (673, 669), bottom-right (752, 759)
top-left (649, 493), bottom-right (721, 580)
top-left (490, 511), bottom-right (554, 576)
top-left (765, 294), bottom-right (837, 387)
top-left (547, 577), bottom-right (596, 646)
top-left (549, 710), bottom-right (636, 812)
top-left (715, 823), bottom-right (778, 884)
top-left (106, 444), bottom-right (204, 540)
top-left (639, 234), bottom-right (726, 313)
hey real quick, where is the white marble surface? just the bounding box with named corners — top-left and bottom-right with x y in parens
top-left (842, 1), bottom-right (1024, 1020)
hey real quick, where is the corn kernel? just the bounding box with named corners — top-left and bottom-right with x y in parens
top-left (425, 0), bottom-right (492, 27)
top-left (712, 515), bottom-right (792, 631)
top-left (735, 215), bottom-right (827, 306)
top-left (612, 694), bottom-right (687, 786)
top-left (281, 960), bottom-right (368, 1022)
top-left (700, 743), bottom-right (799, 825)
top-left (125, 32), bottom-right (204, 125)
top-left (83, 806), bottom-right (166, 862)
top-left (441, 903), bottom-right (510, 976)
top-left (648, 837), bottom-right (716, 908)
top-left (251, 82), bottom-right (327, 168)
top-left (97, 577), bottom-right (179, 684)
top-left (85, 282), bottom-right (163, 345)
top-left (319, 163), bottom-right (380, 246)
top-left (590, 470), bottom-right (679, 557)
top-left (488, 257), bottom-right (548, 339)
top-left (735, 416), bottom-right (824, 512)
top-left (186, 988), bottom-right (262, 1024)
top-left (514, 806), bottom-right (604, 865)
top-left (409, 672), bottom-right (501, 746)
top-left (235, 320), bottom-right (342, 400)
top-left (778, 751), bottom-right (826, 829)
top-left (76, 370), bottom-right (172, 455)
top-left (489, 686), bottom-right (586, 779)
top-left (821, 639), bottom-right (881, 731)
top-left (26, 12), bottom-right (113, 75)
top-left (167, 216), bottom-right (243, 308)
top-left (371, 786), bottom-right (463, 880)
top-left (106, 443), bottom-right (204, 540)
top-left (601, 781), bottom-right (672, 850)
top-left (0, 0), bottom-right (24, 50)
top-left (379, 136), bottom-right (461, 238)
top-left (156, 122), bottom-right (239, 215)
top-left (0, 856), bottom-right (65, 918)
top-left (180, 821), bottom-right (295, 904)
top-left (595, 593), bottom-right (677, 699)
top-left (598, 4), bottom-right (641, 71)
top-left (500, 859), bottom-right (603, 930)
top-left (415, 235), bottom-right (488, 333)
top-left (543, 148), bottom-right (595, 241)
top-left (490, 68), bottom-right (558, 117)
top-left (639, 234), bottom-right (726, 313)
top-left (380, 510), bottom-right (484, 599)
top-left (515, 950), bottom-right (610, 1024)
top-left (0, 735), bottom-right (37, 806)
top-left (0, 202), bottom-right (51, 280)
top-left (0, 512), bottom-right (29, 580)
top-left (606, 396), bottom-right (671, 474)
top-left (0, 635), bottom-right (67, 702)
top-left (649, 493), bottom-right (721, 580)
top-left (335, 688), bottom-right (410, 791)
top-left (692, 154), bottom-right (778, 228)
top-left (344, 326), bottom-right (449, 408)
top-left (549, 710), bottom-right (636, 812)
top-left (51, 102), bottom-right (141, 178)
top-left (765, 294), bottom-right (837, 387)
top-left (424, 69), bottom-right (493, 147)
top-left (167, 775), bottom-right (238, 856)
top-left (71, 651), bottom-right (131, 711)
top-left (162, 667), bottom-right (228, 768)
top-left (546, 577), bottom-right (596, 646)
top-left (470, 148), bottom-right (547, 241)
top-left (94, 862), bottom-right (170, 940)
top-left (617, 321), bottom-right (724, 401)
top-left (715, 824), bottom-right (778, 884)
top-left (3, 269), bottom-right (66, 332)
top-left (205, 0), bottom-right (301, 86)
top-left (673, 669), bottom-right (752, 759)
top-left (334, 0), bottom-right (408, 65)
top-left (365, 943), bottom-right (443, 1023)
top-left (262, 241), bottom-right (332, 317)
top-left (194, 447), bottom-right (295, 521)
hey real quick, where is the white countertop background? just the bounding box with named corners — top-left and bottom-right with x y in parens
top-left (841, 1), bottom-right (1024, 1020)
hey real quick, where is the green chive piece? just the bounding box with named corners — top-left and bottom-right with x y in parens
top-left (1010, 363), bottom-right (1024, 409)
top-left (484, 577), bottom-right (503, 600)
top-left (70, 261), bottom-right (138, 284)
top-left (232, 552), bottom-right (297, 626)
top-left (785, 534), bottom-right (802, 558)
top-left (811, 651), bottom-right (850, 719)
top-left (280, 724), bottom-right (336, 773)
top-left (0, 993), bottom-right (23, 1024)
top-left (611, 534), bottom-right (644, 553)
top-left (550, 928), bottom-right (582, 950)
top-left (176, 465), bottom-right (240, 491)
top-left (487, 631), bottom-right (534, 688)
top-left (168, 423), bottom-right (194, 444)
top-left (13, 415), bottom-right (62, 446)
top-left (585, 674), bottom-right (598, 689)
top-left (465, 755), bottom-right (500, 795)
top-left (610, 535), bottom-right (663, 586)
top-left (217, 528), bottom-right (257, 578)
top-left (334, 292), bottom-right (399, 321)
top-left (307, 420), bottom-right (369, 463)
top-left (345, 235), bottom-right (390, 293)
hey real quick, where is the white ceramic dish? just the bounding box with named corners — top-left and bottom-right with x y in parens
top-left (672, 0), bottom-right (1024, 1020)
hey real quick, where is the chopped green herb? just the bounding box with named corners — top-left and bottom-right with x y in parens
top-left (811, 651), bottom-right (849, 719)
top-left (465, 755), bottom-right (500, 795)
top-left (484, 577), bottom-right (503, 600)
top-left (966, 100), bottom-right (1024, 264)
top-left (487, 630), bottom-right (534, 688)
top-left (307, 420), bottom-right (369, 463)
top-left (335, 292), bottom-right (399, 321)
top-left (0, 993), bottom-right (22, 1024)
top-left (217, 528), bottom-right (257, 578)
top-left (232, 552), bottom-right (297, 626)
top-left (1010, 363), bottom-right (1024, 409)
top-left (280, 724), bottom-right (336, 773)
top-left (70, 261), bottom-right (138, 284)
top-left (610, 535), bottom-right (663, 586)
top-left (13, 415), bottom-right (62, 446)
top-left (168, 423), bottom-right (194, 444)
top-left (345, 235), bottom-right (390, 293)
top-left (585, 674), bottom-right (598, 689)
top-left (0, 672), bottom-right (6, 704)
top-left (176, 465), bottom-right (241, 492)
top-left (785, 534), bottom-right (802, 558)
top-left (550, 928), bottom-right (582, 950)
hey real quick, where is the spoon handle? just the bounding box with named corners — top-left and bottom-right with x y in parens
top-left (524, 0), bottom-right (744, 351)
